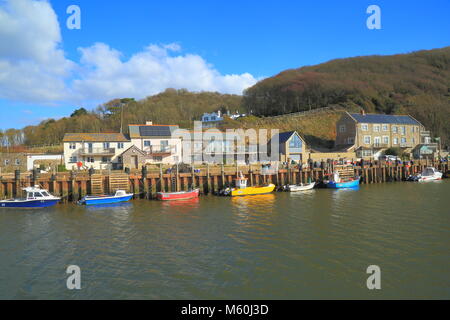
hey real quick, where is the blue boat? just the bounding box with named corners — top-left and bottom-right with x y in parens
top-left (324, 171), bottom-right (360, 189)
top-left (325, 179), bottom-right (360, 189)
top-left (79, 190), bottom-right (133, 206)
top-left (0, 186), bottom-right (60, 208)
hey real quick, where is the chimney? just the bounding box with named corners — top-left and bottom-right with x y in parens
top-left (360, 109), bottom-right (366, 116)
top-left (146, 121), bottom-right (153, 125)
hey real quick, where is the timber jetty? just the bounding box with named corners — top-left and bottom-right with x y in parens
top-left (0, 161), bottom-right (448, 202)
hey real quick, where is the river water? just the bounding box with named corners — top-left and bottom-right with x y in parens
top-left (0, 180), bottom-right (449, 299)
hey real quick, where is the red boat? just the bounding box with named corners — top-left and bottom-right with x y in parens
top-left (156, 189), bottom-right (200, 201)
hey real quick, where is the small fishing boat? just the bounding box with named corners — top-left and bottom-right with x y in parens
top-left (79, 190), bottom-right (133, 205)
top-left (157, 189), bottom-right (200, 201)
top-left (0, 186), bottom-right (60, 208)
top-left (220, 172), bottom-right (276, 197)
top-left (407, 167), bottom-right (443, 182)
top-left (324, 171), bottom-right (360, 189)
top-left (286, 182), bottom-right (316, 192)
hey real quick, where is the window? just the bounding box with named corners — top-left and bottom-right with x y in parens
top-left (103, 142), bottom-right (110, 149)
top-left (392, 126), bottom-right (398, 133)
top-left (361, 124), bottom-right (369, 131)
top-left (347, 137), bottom-right (355, 144)
top-left (86, 157), bottom-right (94, 163)
top-left (415, 126), bottom-right (419, 133)
top-left (117, 142), bottom-right (124, 149)
top-left (69, 143), bottom-right (76, 149)
top-left (28, 192), bottom-right (33, 198)
top-left (412, 138), bottom-right (415, 145)
top-left (374, 137), bottom-right (381, 145)
top-left (383, 136), bottom-right (389, 144)
top-left (289, 135), bottom-right (303, 151)
top-left (401, 138), bottom-right (407, 145)
top-left (373, 125), bottom-right (380, 132)
top-left (15, 159), bottom-right (20, 165)
top-left (153, 156), bottom-right (163, 162)
top-left (4, 159), bottom-right (10, 165)
top-left (117, 156), bottom-right (123, 163)
top-left (144, 141), bottom-right (151, 147)
top-left (364, 136), bottom-right (371, 144)
top-left (173, 156), bottom-right (179, 163)
top-left (400, 126), bottom-right (406, 135)
top-left (69, 156), bottom-right (77, 163)
top-left (339, 125), bottom-right (346, 133)
top-left (393, 138), bottom-right (399, 145)
top-left (382, 125), bottom-right (388, 131)
top-left (411, 127), bottom-right (415, 133)
top-left (41, 192), bottom-right (50, 197)
top-left (101, 157), bottom-right (109, 163)
top-left (362, 150), bottom-right (373, 157)
top-left (161, 140), bottom-right (169, 152)
top-left (34, 192), bottom-right (43, 198)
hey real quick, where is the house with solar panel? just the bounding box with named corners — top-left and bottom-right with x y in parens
top-left (127, 121), bottom-right (182, 166)
top-left (63, 133), bottom-right (132, 170)
top-left (335, 111), bottom-right (434, 159)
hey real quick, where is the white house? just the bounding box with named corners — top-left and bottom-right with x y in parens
top-left (128, 121), bottom-right (182, 164)
top-left (201, 111), bottom-right (224, 128)
top-left (63, 133), bottom-right (132, 170)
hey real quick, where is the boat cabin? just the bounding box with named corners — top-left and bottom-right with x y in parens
top-left (235, 173), bottom-right (248, 189)
top-left (23, 186), bottom-right (54, 200)
top-left (421, 167), bottom-right (438, 177)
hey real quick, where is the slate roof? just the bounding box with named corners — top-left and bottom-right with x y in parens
top-left (63, 133), bottom-right (129, 142)
top-left (349, 113), bottom-right (420, 125)
top-left (128, 125), bottom-right (179, 138)
top-left (269, 131), bottom-right (305, 145)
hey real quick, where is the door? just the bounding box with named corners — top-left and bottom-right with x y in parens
top-left (131, 155), bottom-right (139, 169)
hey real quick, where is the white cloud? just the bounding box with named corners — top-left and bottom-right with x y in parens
top-left (0, 0), bottom-right (73, 103)
top-left (0, 0), bottom-right (258, 106)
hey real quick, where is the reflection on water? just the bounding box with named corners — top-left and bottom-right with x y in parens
top-left (84, 202), bottom-right (134, 211)
top-left (160, 197), bottom-right (201, 212)
top-left (0, 181), bottom-right (449, 299)
top-left (230, 194), bottom-right (276, 213)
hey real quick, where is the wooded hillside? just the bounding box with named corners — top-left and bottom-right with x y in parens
top-left (243, 47), bottom-right (450, 145)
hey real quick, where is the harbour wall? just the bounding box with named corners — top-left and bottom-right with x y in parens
top-left (0, 161), bottom-right (448, 202)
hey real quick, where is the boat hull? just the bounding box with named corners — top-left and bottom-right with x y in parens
top-left (157, 189), bottom-right (200, 201)
top-left (288, 182), bottom-right (315, 192)
top-left (326, 179), bottom-right (360, 189)
top-left (231, 184), bottom-right (276, 197)
top-left (0, 199), bottom-right (59, 208)
top-left (418, 176), bottom-right (442, 182)
top-left (82, 194), bottom-right (133, 205)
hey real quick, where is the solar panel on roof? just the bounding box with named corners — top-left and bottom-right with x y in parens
top-left (138, 126), bottom-right (172, 137)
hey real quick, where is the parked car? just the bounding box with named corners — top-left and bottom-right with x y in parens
top-left (380, 155), bottom-right (400, 162)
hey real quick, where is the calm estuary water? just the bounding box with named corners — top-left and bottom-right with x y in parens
top-left (0, 180), bottom-right (449, 299)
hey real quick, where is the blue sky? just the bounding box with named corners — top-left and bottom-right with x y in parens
top-left (0, 0), bottom-right (449, 130)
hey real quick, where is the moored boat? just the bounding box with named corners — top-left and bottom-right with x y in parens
top-left (221, 172), bottom-right (276, 197)
top-left (407, 167), bottom-right (443, 182)
top-left (0, 186), bottom-right (60, 208)
top-left (286, 182), bottom-right (316, 192)
top-left (157, 189), bottom-right (200, 201)
top-left (79, 190), bottom-right (133, 205)
top-left (324, 171), bottom-right (360, 189)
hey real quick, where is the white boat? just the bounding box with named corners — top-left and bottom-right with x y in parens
top-left (287, 182), bottom-right (316, 192)
top-left (408, 167), bottom-right (443, 182)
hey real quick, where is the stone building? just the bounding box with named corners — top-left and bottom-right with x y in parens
top-left (335, 112), bottom-right (432, 159)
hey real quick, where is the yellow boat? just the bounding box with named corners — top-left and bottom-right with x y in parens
top-left (229, 173), bottom-right (276, 197)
